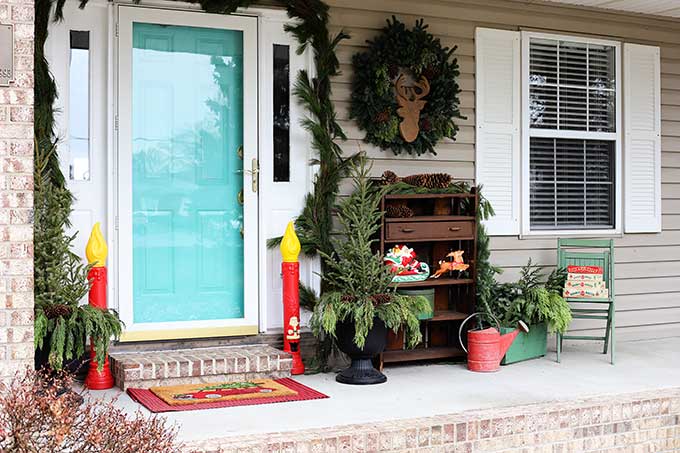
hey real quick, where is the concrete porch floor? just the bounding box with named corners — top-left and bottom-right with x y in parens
top-left (91, 336), bottom-right (680, 443)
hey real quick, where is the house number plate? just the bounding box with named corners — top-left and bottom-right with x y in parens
top-left (0, 24), bottom-right (13, 87)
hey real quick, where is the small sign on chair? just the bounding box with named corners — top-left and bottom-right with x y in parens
top-left (564, 265), bottom-right (609, 298)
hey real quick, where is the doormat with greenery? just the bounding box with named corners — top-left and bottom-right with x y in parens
top-left (127, 378), bottom-right (328, 413)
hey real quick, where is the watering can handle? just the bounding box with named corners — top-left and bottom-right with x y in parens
top-left (458, 312), bottom-right (502, 354)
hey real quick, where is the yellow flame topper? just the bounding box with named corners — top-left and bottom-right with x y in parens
top-left (280, 221), bottom-right (301, 263)
top-left (86, 222), bottom-right (108, 267)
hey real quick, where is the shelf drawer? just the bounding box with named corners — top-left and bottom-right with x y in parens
top-left (385, 221), bottom-right (474, 242)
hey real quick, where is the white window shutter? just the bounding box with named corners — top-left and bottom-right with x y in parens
top-left (475, 28), bottom-right (520, 236)
top-left (624, 43), bottom-right (662, 233)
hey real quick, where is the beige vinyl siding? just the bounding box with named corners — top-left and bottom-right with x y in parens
top-left (328, 0), bottom-right (680, 340)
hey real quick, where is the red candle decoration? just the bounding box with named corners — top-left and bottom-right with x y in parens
top-left (280, 222), bottom-right (305, 375)
top-left (84, 222), bottom-right (115, 390)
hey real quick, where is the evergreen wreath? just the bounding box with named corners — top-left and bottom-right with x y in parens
top-left (350, 17), bottom-right (464, 156)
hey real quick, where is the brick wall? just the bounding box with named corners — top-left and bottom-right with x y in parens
top-left (0, 0), bottom-right (34, 379)
top-left (184, 388), bottom-right (680, 452)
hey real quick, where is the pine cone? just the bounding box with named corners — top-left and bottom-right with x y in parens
top-left (402, 173), bottom-right (452, 189)
top-left (420, 117), bottom-right (432, 132)
top-left (400, 173), bottom-right (426, 187)
top-left (375, 110), bottom-right (391, 124)
top-left (370, 294), bottom-right (392, 306)
top-left (388, 64), bottom-right (400, 79)
top-left (381, 170), bottom-right (399, 185)
top-left (43, 304), bottom-right (73, 319)
top-left (386, 205), bottom-right (414, 218)
top-left (341, 295), bottom-right (356, 303)
top-left (424, 173), bottom-right (453, 189)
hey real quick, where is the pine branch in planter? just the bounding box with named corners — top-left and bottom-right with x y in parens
top-left (312, 157), bottom-right (430, 349)
top-left (34, 141), bottom-right (123, 371)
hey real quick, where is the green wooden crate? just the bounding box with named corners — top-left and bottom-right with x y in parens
top-left (500, 322), bottom-right (547, 365)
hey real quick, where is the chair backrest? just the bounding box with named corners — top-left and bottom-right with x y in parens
top-left (557, 239), bottom-right (615, 294)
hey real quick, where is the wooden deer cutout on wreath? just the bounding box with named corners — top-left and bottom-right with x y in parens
top-left (395, 75), bottom-right (430, 143)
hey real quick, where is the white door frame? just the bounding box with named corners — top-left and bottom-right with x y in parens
top-left (115, 5), bottom-right (259, 341)
top-left (257, 12), bottom-right (317, 332)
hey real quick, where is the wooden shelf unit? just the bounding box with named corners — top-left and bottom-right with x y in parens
top-left (382, 345), bottom-right (466, 364)
top-left (379, 191), bottom-right (478, 366)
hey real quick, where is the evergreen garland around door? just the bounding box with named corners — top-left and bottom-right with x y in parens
top-left (350, 17), bottom-right (464, 156)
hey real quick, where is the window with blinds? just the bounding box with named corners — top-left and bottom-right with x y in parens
top-left (527, 36), bottom-right (618, 231)
top-left (530, 138), bottom-right (614, 229)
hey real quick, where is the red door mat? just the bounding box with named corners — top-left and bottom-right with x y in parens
top-left (127, 378), bottom-right (329, 413)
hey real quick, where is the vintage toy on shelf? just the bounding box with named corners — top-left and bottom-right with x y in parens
top-left (431, 250), bottom-right (469, 279)
top-left (384, 244), bottom-right (430, 282)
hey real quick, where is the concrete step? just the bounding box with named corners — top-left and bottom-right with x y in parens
top-left (109, 344), bottom-right (292, 390)
top-left (109, 330), bottom-right (318, 363)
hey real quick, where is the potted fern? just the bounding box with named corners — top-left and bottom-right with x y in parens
top-left (312, 157), bottom-right (429, 385)
top-left (34, 141), bottom-right (123, 375)
top-left (483, 260), bottom-right (571, 364)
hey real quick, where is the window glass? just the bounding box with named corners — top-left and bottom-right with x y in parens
top-left (528, 36), bottom-right (617, 231)
top-left (273, 44), bottom-right (290, 182)
top-left (529, 38), bottom-right (616, 132)
top-left (69, 30), bottom-right (90, 181)
top-left (530, 138), bottom-right (614, 230)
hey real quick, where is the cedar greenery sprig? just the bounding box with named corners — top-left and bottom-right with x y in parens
top-left (485, 260), bottom-right (572, 334)
top-left (312, 157), bottom-right (429, 348)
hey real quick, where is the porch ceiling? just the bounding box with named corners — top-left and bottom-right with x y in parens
top-left (542, 0), bottom-right (680, 19)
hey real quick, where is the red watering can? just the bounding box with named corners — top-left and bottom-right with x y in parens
top-left (458, 312), bottom-right (530, 372)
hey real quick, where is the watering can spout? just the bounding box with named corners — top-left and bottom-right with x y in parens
top-left (499, 320), bottom-right (530, 359)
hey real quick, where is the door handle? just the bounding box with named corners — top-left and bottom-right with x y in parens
top-left (235, 158), bottom-right (259, 193)
top-left (400, 228), bottom-right (415, 233)
top-left (250, 158), bottom-right (259, 193)
top-left (449, 227), bottom-right (461, 232)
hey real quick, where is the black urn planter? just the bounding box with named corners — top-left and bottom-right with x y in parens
top-left (335, 318), bottom-right (387, 385)
top-left (35, 335), bottom-right (89, 382)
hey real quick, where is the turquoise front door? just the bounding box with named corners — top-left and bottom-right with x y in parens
top-left (117, 7), bottom-right (259, 339)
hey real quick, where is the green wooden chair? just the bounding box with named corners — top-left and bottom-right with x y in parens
top-left (556, 238), bottom-right (615, 365)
